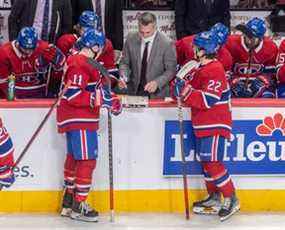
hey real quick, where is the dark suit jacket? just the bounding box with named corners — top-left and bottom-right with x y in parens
top-left (175, 0), bottom-right (231, 40)
top-left (70, 0), bottom-right (123, 50)
top-left (8, 0), bottom-right (72, 42)
top-left (119, 31), bottom-right (177, 98)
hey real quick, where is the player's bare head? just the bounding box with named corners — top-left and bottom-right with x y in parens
top-left (138, 12), bottom-right (157, 39)
top-left (16, 27), bottom-right (38, 57)
top-left (193, 31), bottom-right (219, 61)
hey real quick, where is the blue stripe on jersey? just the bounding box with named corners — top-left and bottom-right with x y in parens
top-left (108, 69), bottom-right (119, 80)
top-left (203, 171), bottom-right (213, 181)
top-left (204, 89), bottom-right (230, 107)
top-left (220, 89), bottom-right (231, 102)
top-left (0, 137), bottom-right (13, 157)
top-left (64, 88), bottom-right (81, 100)
top-left (204, 93), bottom-right (220, 107)
top-left (86, 82), bottom-right (100, 92)
top-left (214, 171), bottom-right (230, 187)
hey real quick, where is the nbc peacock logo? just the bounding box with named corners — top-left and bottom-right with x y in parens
top-left (256, 113), bottom-right (285, 136)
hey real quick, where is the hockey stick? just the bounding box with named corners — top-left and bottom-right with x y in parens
top-left (177, 97), bottom-right (190, 220)
top-left (0, 80), bottom-right (71, 191)
top-left (245, 48), bottom-right (253, 89)
top-left (174, 60), bottom-right (199, 220)
top-left (107, 110), bottom-right (114, 222)
top-left (45, 10), bottom-right (61, 97)
top-left (87, 58), bottom-right (115, 222)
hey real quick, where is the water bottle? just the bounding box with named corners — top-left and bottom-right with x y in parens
top-left (7, 74), bottom-right (15, 101)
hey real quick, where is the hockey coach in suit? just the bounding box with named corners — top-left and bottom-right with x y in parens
top-left (119, 12), bottom-right (177, 98)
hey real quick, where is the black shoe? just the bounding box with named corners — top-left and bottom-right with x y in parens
top-left (219, 194), bottom-right (240, 221)
top-left (70, 200), bottom-right (99, 222)
top-left (193, 193), bottom-right (221, 215)
top-left (60, 190), bottom-right (73, 217)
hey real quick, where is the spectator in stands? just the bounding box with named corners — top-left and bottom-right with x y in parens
top-left (175, 0), bottom-right (230, 40)
top-left (119, 12), bottom-right (176, 98)
top-left (70, 0), bottom-right (124, 50)
top-left (236, 0), bottom-right (272, 8)
top-left (8, 0), bottom-right (72, 43)
top-left (130, 0), bottom-right (174, 8)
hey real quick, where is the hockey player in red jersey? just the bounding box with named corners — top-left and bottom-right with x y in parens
top-left (226, 17), bottom-right (278, 98)
top-left (174, 31), bottom-right (239, 221)
top-left (210, 23), bottom-right (233, 74)
top-left (0, 119), bottom-right (15, 188)
top-left (57, 29), bottom-right (122, 222)
top-left (276, 39), bottom-right (285, 98)
top-left (175, 23), bottom-right (232, 72)
top-left (0, 27), bottom-right (65, 98)
top-left (57, 11), bottom-right (119, 86)
top-left (175, 35), bottom-right (195, 66)
top-left (57, 11), bottom-right (99, 56)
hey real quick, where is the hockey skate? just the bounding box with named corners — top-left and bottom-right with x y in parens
top-left (193, 193), bottom-right (221, 215)
top-left (219, 194), bottom-right (240, 221)
top-left (60, 190), bottom-right (73, 217)
top-left (70, 200), bottom-right (99, 222)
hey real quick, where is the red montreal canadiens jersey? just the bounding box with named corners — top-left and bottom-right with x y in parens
top-left (277, 40), bottom-right (285, 84)
top-left (0, 118), bottom-right (14, 168)
top-left (57, 54), bottom-right (101, 133)
top-left (0, 40), bottom-right (52, 98)
top-left (183, 60), bottom-right (232, 139)
top-left (176, 35), bottom-right (233, 71)
top-left (56, 34), bottom-right (78, 56)
top-left (225, 34), bottom-right (278, 79)
top-left (57, 35), bottom-right (118, 84)
top-left (57, 34), bottom-right (116, 70)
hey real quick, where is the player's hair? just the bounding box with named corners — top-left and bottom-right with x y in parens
top-left (205, 53), bottom-right (216, 59)
top-left (138, 12), bottom-right (157, 26)
top-left (196, 47), bottom-right (216, 59)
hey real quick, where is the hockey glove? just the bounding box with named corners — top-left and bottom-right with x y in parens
top-left (90, 85), bottom-right (111, 109)
top-left (231, 81), bottom-right (252, 98)
top-left (110, 94), bottom-right (122, 116)
top-left (0, 165), bottom-right (15, 188)
top-left (277, 83), bottom-right (285, 98)
top-left (101, 85), bottom-right (112, 109)
top-left (250, 78), bottom-right (266, 98)
top-left (100, 86), bottom-right (122, 116)
top-left (42, 46), bottom-right (57, 63)
top-left (90, 85), bottom-right (122, 116)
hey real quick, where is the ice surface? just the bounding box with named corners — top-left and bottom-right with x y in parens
top-left (0, 213), bottom-right (283, 230)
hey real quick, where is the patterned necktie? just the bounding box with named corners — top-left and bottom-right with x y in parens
top-left (138, 42), bottom-right (149, 95)
top-left (41, 0), bottom-right (50, 41)
top-left (95, 0), bottom-right (103, 31)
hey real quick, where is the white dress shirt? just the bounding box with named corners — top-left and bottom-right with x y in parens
top-left (140, 31), bottom-right (157, 60)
